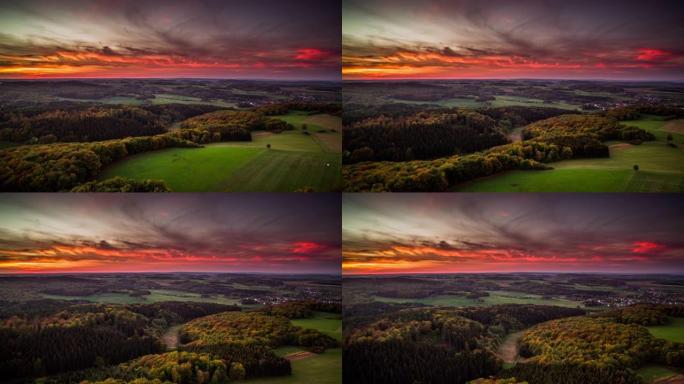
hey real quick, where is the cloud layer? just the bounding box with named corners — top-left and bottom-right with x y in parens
top-left (0, 0), bottom-right (340, 79)
top-left (343, 0), bottom-right (684, 79)
top-left (0, 194), bottom-right (341, 274)
top-left (343, 194), bottom-right (684, 274)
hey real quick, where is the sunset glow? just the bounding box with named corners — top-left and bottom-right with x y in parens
top-left (343, 194), bottom-right (684, 274)
top-left (343, 0), bottom-right (684, 80)
top-left (0, 0), bottom-right (340, 79)
top-left (0, 194), bottom-right (341, 274)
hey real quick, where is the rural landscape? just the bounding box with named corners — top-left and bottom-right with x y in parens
top-left (342, 0), bottom-right (684, 192)
top-left (0, 0), bottom-right (341, 192)
top-left (342, 193), bottom-right (684, 383)
top-left (0, 194), bottom-right (342, 384)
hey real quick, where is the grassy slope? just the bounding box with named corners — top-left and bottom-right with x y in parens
top-left (246, 312), bottom-right (341, 384)
top-left (647, 317), bottom-right (684, 343)
top-left (100, 112), bottom-right (342, 191)
top-left (246, 348), bottom-right (341, 384)
top-left (290, 311), bottom-right (342, 342)
top-left (457, 117), bottom-right (684, 192)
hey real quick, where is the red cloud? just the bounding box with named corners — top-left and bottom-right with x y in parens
top-left (292, 241), bottom-right (324, 254)
top-left (295, 48), bottom-right (333, 61)
top-left (636, 49), bottom-right (671, 61)
top-left (632, 241), bottom-right (666, 253)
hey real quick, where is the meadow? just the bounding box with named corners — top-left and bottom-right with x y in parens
top-left (372, 290), bottom-right (583, 308)
top-left (248, 348), bottom-right (341, 384)
top-left (247, 312), bottom-right (342, 384)
top-left (457, 116), bottom-right (684, 192)
top-left (647, 316), bottom-right (684, 343)
top-left (100, 111), bottom-right (342, 191)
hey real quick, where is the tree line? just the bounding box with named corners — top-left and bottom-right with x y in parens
top-left (0, 104), bottom-right (222, 143)
top-left (504, 305), bottom-right (684, 384)
top-left (0, 301), bottom-right (238, 381)
top-left (179, 311), bottom-right (339, 379)
top-left (343, 304), bottom-right (584, 384)
top-left (343, 112), bottom-right (655, 192)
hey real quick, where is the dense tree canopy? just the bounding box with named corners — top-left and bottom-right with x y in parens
top-left (343, 305), bottom-right (584, 384)
top-left (0, 302), bottom-right (239, 380)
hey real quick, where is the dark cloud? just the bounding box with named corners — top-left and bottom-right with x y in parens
top-left (0, 0), bottom-right (340, 79)
top-left (0, 194), bottom-right (341, 273)
top-left (343, 194), bottom-right (684, 273)
top-left (343, 0), bottom-right (684, 79)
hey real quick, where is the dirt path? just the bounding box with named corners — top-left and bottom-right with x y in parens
top-left (497, 331), bottom-right (524, 364)
top-left (285, 351), bottom-right (315, 361)
top-left (162, 324), bottom-right (183, 350)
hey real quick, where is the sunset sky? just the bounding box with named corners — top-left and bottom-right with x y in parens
top-left (0, 0), bottom-right (340, 79)
top-left (0, 194), bottom-right (340, 274)
top-left (343, 194), bottom-right (684, 275)
top-left (343, 0), bottom-right (684, 80)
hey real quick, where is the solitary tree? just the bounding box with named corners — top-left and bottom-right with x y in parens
top-left (633, 164), bottom-right (639, 171)
top-left (266, 143), bottom-right (271, 149)
top-left (302, 124), bottom-right (308, 131)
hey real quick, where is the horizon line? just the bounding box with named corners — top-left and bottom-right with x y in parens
top-left (343, 271), bottom-right (684, 276)
top-left (0, 77), bottom-right (341, 82)
top-left (0, 271), bottom-right (341, 276)
top-left (342, 77), bottom-right (684, 83)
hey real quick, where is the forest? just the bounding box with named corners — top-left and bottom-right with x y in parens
top-left (343, 304), bottom-right (584, 384)
top-left (342, 104), bottom-right (677, 191)
top-left (343, 106), bottom-right (567, 162)
top-left (0, 101), bottom-right (335, 191)
top-left (0, 298), bottom-right (340, 383)
top-left (504, 305), bottom-right (684, 384)
top-left (343, 302), bottom-right (684, 384)
top-left (0, 301), bottom-right (239, 380)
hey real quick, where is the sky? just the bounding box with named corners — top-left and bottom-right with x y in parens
top-left (343, 0), bottom-right (684, 80)
top-left (343, 194), bottom-right (684, 275)
top-left (0, 194), bottom-right (341, 274)
top-left (0, 0), bottom-right (340, 79)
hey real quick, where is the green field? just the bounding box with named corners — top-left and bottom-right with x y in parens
top-left (372, 294), bottom-right (479, 307)
top-left (647, 317), bottom-right (684, 343)
top-left (246, 348), bottom-right (341, 384)
top-left (151, 93), bottom-right (234, 108)
top-left (246, 312), bottom-right (341, 384)
top-left (637, 364), bottom-right (681, 383)
top-left (291, 312), bottom-right (342, 341)
top-left (373, 291), bottom-right (582, 308)
top-left (458, 116), bottom-right (684, 192)
top-left (41, 289), bottom-right (240, 305)
top-left (100, 112), bottom-right (342, 191)
top-left (491, 95), bottom-right (579, 110)
top-left (388, 95), bottom-right (579, 110)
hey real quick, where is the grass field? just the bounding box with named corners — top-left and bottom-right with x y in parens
top-left (42, 289), bottom-right (240, 305)
top-left (458, 116), bottom-right (684, 192)
top-left (372, 294), bottom-right (480, 307)
top-left (246, 312), bottom-right (341, 384)
top-left (291, 312), bottom-right (342, 342)
top-left (388, 95), bottom-right (580, 110)
top-left (246, 348), bottom-right (341, 384)
top-left (373, 291), bottom-right (582, 308)
top-left (637, 365), bottom-right (681, 383)
top-left (647, 317), bottom-right (684, 343)
top-left (100, 112), bottom-right (342, 191)
top-left (491, 95), bottom-right (579, 110)
top-left (150, 93), bottom-right (234, 107)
